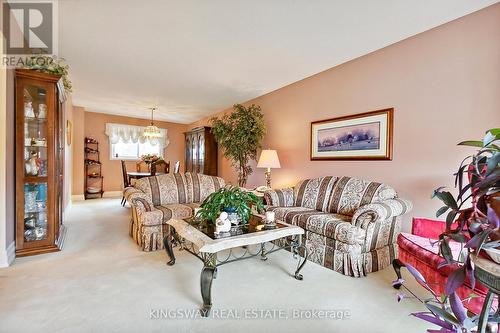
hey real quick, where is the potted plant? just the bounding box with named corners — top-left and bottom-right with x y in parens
top-left (197, 186), bottom-right (265, 224)
top-left (23, 55), bottom-right (72, 92)
top-left (210, 104), bottom-right (266, 187)
top-left (141, 154), bottom-right (162, 166)
top-left (393, 128), bottom-right (500, 332)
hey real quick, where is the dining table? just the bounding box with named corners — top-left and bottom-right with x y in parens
top-left (127, 172), bottom-right (165, 180)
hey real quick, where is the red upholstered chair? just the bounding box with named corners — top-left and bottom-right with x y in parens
top-left (395, 218), bottom-right (489, 314)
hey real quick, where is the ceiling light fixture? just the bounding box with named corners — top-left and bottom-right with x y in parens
top-left (143, 107), bottom-right (162, 139)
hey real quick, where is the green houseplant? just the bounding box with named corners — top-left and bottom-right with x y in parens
top-left (211, 104), bottom-right (266, 187)
top-left (197, 186), bottom-right (265, 224)
top-left (393, 128), bottom-right (500, 332)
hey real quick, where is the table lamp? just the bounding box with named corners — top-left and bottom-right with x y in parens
top-left (257, 149), bottom-right (281, 188)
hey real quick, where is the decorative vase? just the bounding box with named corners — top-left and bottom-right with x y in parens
top-left (37, 104), bottom-right (47, 119)
top-left (223, 207), bottom-right (241, 225)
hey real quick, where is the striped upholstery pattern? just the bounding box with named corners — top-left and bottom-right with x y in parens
top-left (125, 173), bottom-right (225, 251)
top-left (156, 203), bottom-right (200, 224)
top-left (269, 206), bottom-right (365, 245)
top-left (263, 188), bottom-right (295, 207)
top-left (266, 175), bottom-right (411, 277)
top-left (352, 198), bottom-right (413, 228)
top-left (293, 176), bottom-right (338, 211)
top-left (134, 174), bottom-right (189, 205)
top-left (303, 232), bottom-right (398, 277)
top-left (184, 173), bottom-right (224, 203)
top-left (326, 177), bottom-right (397, 216)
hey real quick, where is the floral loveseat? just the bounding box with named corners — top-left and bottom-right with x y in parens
top-left (264, 176), bottom-right (412, 277)
top-left (125, 173), bottom-right (225, 251)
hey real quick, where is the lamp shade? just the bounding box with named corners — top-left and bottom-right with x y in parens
top-left (257, 150), bottom-right (281, 169)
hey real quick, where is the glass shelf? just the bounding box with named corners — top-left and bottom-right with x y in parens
top-left (24, 183), bottom-right (48, 242)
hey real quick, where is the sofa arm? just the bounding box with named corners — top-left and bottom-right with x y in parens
top-left (126, 187), bottom-right (153, 211)
top-left (352, 198), bottom-right (413, 228)
top-left (264, 188), bottom-right (295, 207)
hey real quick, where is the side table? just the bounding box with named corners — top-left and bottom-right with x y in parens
top-left (472, 254), bottom-right (500, 333)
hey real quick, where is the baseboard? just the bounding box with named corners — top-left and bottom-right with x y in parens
top-left (103, 191), bottom-right (122, 198)
top-left (71, 194), bottom-right (85, 201)
top-left (6, 241), bottom-right (15, 265)
top-left (63, 200), bottom-right (72, 222)
top-left (0, 241), bottom-right (15, 268)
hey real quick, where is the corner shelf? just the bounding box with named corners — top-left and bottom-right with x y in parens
top-left (84, 137), bottom-right (104, 199)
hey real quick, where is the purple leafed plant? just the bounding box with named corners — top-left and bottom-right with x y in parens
top-left (394, 129), bottom-right (500, 332)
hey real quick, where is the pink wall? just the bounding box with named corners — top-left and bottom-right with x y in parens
top-left (72, 111), bottom-right (187, 195)
top-left (189, 4), bottom-right (500, 228)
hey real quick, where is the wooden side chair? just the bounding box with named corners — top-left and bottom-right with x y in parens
top-left (121, 160), bottom-right (131, 206)
top-left (136, 161), bottom-right (149, 172)
top-left (173, 160), bottom-right (180, 173)
top-left (151, 160), bottom-right (170, 175)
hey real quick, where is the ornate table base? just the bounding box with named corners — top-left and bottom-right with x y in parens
top-left (163, 231), bottom-right (308, 317)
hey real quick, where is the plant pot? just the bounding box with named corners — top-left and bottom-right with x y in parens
top-left (223, 207), bottom-right (241, 225)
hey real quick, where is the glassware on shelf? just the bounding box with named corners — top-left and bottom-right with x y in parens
top-left (38, 103), bottom-right (47, 119)
top-left (25, 150), bottom-right (41, 175)
top-left (24, 191), bottom-right (38, 213)
top-left (24, 101), bottom-right (35, 118)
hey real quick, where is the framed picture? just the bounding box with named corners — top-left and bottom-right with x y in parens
top-left (66, 120), bottom-right (72, 146)
top-left (310, 108), bottom-right (393, 160)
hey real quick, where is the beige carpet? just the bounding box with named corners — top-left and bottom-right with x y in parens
top-left (0, 198), bottom-right (431, 333)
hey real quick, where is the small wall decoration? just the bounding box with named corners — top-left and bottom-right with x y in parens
top-left (66, 120), bottom-right (72, 146)
top-left (310, 108), bottom-right (393, 160)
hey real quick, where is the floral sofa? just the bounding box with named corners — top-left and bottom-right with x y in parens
top-left (264, 176), bottom-right (412, 277)
top-left (125, 173), bottom-right (225, 251)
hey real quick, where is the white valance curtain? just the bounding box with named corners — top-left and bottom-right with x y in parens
top-left (105, 123), bottom-right (170, 147)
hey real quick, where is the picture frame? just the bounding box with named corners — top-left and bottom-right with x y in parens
top-left (66, 120), bottom-right (72, 146)
top-left (310, 108), bottom-right (393, 160)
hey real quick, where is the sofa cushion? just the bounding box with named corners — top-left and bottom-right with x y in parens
top-left (293, 176), bottom-right (338, 211)
top-left (156, 202), bottom-right (201, 224)
top-left (268, 207), bottom-right (365, 245)
top-left (397, 232), bottom-right (465, 275)
top-left (326, 176), bottom-right (397, 216)
top-left (134, 174), bottom-right (190, 205)
top-left (264, 188), bottom-right (295, 207)
top-left (184, 173), bottom-right (225, 203)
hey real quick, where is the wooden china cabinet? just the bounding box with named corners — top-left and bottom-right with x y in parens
top-left (15, 69), bottom-right (67, 256)
top-left (184, 127), bottom-right (218, 176)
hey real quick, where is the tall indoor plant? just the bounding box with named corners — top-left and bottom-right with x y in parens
top-left (394, 129), bottom-right (500, 332)
top-left (210, 104), bottom-right (266, 187)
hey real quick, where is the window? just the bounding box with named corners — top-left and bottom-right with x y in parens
top-left (111, 138), bottom-right (162, 160)
top-left (105, 123), bottom-right (169, 160)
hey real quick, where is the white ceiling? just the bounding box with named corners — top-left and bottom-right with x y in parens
top-left (58, 0), bottom-right (498, 124)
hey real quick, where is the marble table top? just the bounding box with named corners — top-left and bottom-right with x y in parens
top-left (167, 217), bottom-right (304, 254)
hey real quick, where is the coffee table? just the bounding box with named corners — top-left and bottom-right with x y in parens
top-left (163, 215), bottom-right (307, 317)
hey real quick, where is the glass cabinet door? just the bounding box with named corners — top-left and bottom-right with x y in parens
top-left (15, 69), bottom-right (65, 256)
top-left (22, 85), bottom-right (50, 243)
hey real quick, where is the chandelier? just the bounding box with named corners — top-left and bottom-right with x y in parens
top-left (143, 107), bottom-right (162, 139)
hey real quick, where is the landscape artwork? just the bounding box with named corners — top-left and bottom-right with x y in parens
top-left (310, 108), bottom-right (393, 160)
top-left (317, 122), bottom-right (380, 152)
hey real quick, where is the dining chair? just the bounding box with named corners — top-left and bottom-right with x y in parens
top-left (151, 160), bottom-right (170, 175)
top-left (173, 160), bottom-right (180, 173)
top-left (120, 160), bottom-right (131, 206)
top-left (136, 161), bottom-right (149, 172)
